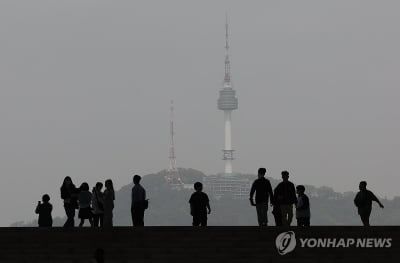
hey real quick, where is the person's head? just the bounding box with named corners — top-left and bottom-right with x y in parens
top-left (258, 168), bottom-right (266, 179)
top-left (42, 194), bottom-right (50, 203)
top-left (133, 175), bottom-right (141, 185)
top-left (105, 179), bottom-right (113, 190)
top-left (281, 171), bottom-right (289, 182)
top-left (359, 181), bottom-right (367, 191)
top-left (105, 179), bottom-right (115, 200)
top-left (62, 176), bottom-right (72, 187)
top-left (194, 182), bottom-right (203, 192)
top-left (95, 182), bottom-right (103, 191)
top-left (296, 185), bottom-right (305, 195)
top-left (80, 182), bottom-right (89, 192)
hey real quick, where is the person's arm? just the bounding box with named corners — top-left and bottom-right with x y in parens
top-left (371, 192), bottom-right (384, 208)
top-left (304, 195), bottom-right (310, 210)
top-left (131, 188), bottom-right (135, 208)
top-left (275, 184), bottom-right (283, 202)
top-left (189, 195), bottom-right (193, 215)
top-left (207, 203), bottom-right (211, 214)
top-left (206, 194), bottom-right (211, 214)
top-left (291, 183), bottom-right (297, 205)
top-left (60, 187), bottom-right (67, 200)
top-left (267, 181), bottom-right (274, 206)
top-left (49, 204), bottom-right (53, 213)
top-left (35, 203), bottom-right (40, 214)
top-left (190, 203), bottom-right (194, 216)
top-left (249, 181), bottom-right (256, 206)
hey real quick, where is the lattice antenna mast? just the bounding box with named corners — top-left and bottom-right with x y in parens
top-left (168, 100), bottom-right (177, 172)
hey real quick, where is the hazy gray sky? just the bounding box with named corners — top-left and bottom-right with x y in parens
top-left (1, 0), bottom-right (399, 225)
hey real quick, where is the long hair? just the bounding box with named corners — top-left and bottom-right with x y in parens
top-left (105, 179), bottom-right (115, 200)
top-left (61, 176), bottom-right (73, 189)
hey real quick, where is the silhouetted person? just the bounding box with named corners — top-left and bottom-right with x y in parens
top-left (189, 182), bottom-right (211, 226)
top-left (92, 182), bottom-right (104, 227)
top-left (91, 248), bottom-right (105, 263)
top-left (249, 168), bottom-right (274, 226)
top-left (35, 194), bottom-right (53, 227)
top-left (274, 171), bottom-right (297, 226)
top-left (296, 185), bottom-right (310, 227)
top-left (60, 176), bottom-right (79, 227)
top-left (78, 182), bottom-right (93, 227)
top-left (131, 175), bottom-right (147, 227)
top-left (103, 179), bottom-right (115, 227)
top-left (354, 181), bottom-right (384, 226)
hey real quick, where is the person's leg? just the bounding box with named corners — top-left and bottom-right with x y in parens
top-left (273, 206), bottom-right (282, 226)
top-left (280, 205), bottom-right (288, 226)
top-left (361, 215), bottom-right (370, 226)
top-left (93, 214), bottom-right (99, 227)
top-left (287, 205), bottom-right (293, 226)
top-left (261, 202), bottom-right (268, 226)
top-left (64, 205), bottom-right (75, 227)
top-left (139, 208), bottom-right (145, 226)
top-left (201, 216), bottom-right (207, 227)
top-left (131, 210), bottom-right (136, 226)
top-left (99, 213), bottom-right (104, 227)
top-left (193, 216), bottom-right (200, 226)
top-left (255, 204), bottom-right (263, 226)
top-left (103, 210), bottom-right (112, 228)
top-left (79, 218), bottom-right (84, 227)
top-left (304, 217), bottom-right (310, 227)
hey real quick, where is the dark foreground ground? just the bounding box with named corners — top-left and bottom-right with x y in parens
top-left (0, 226), bottom-right (398, 263)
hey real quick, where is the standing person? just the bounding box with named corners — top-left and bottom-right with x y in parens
top-left (60, 176), bottom-right (79, 227)
top-left (295, 185), bottom-right (310, 227)
top-left (354, 181), bottom-right (384, 226)
top-left (103, 179), bottom-right (115, 228)
top-left (78, 182), bottom-right (93, 227)
top-left (274, 171), bottom-right (297, 226)
top-left (35, 194), bottom-right (53, 227)
top-left (189, 182), bottom-right (211, 226)
top-left (131, 175), bottom-right (147, 227)
top-left (92, 182), bottom-right (104, 227)
top-left (249, 168), bottom-right (274, 226)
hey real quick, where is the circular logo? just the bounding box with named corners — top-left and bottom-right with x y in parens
top-left (276, 231), bottom-right (297, 255)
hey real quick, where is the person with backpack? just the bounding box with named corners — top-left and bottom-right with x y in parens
top-left (131, 175), bottom-right (147, 227)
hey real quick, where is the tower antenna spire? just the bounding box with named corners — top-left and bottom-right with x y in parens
top-left (224, 12), bottom-right (231, 84)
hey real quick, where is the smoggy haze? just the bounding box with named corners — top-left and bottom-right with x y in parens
top-left (0, 0), bottom-right (399, 226)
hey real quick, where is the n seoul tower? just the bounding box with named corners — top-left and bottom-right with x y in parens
top-left (217, 16), bottom-right (238, 175)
